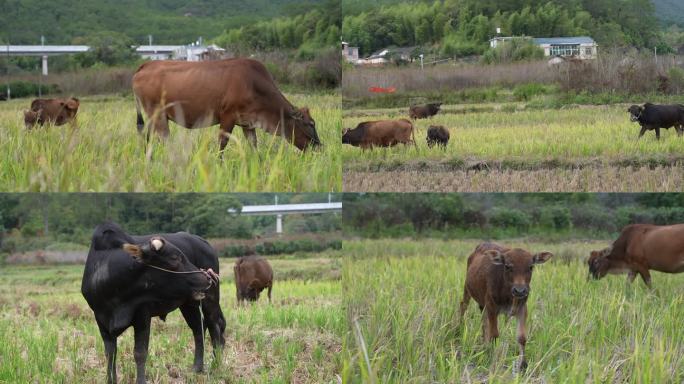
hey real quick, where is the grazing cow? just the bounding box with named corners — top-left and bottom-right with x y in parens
top-left (81, 222), bottom-right (225, 384)
top-left (342, 119), bottom-right (416, 149)
top-left (24, 97), bottom-right (80, 128)
top-left (426, 125), bottom-right (450, 148)
top-left (234, 256), bottom-right (273, 303)
top-left (132, 58), bottom-right (321, 152)
top-left (588, 223), bottom-right (684, 287)
top-left (409, 102), bottom-right (442, 119)
top-left (459, 242), bottom-right (553, 371)
top-left (627, 103), bottom-right (684, 140)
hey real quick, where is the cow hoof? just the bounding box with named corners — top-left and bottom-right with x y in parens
top-left (192, 364), bottom-right (204, 373)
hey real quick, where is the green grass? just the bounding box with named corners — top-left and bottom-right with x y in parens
top-left (0, 93), bottom-right (341, 192)
top-left (0, 255), bottom-right (343, 383)
top-left (342, 104), bottom-right (684, 169)
top-left (341, 239), bottom-right (684, 383)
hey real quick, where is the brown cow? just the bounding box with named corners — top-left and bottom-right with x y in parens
top-left (342, 119), bottom-right (416, 149)
top-left (24, 97), bottom-right (80, 128)
top-left (409, 102), bottom-right (441, 119)
top-left (588, 223), bottom-right (684, 287)
top-left (234, 256), bottom-right (273, 303)
top-left (132, 58), bottom-right (321, 152)
top-left (459, 242), bottom-right (553, 371)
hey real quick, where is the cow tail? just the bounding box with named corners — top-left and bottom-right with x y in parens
top-left (411, 121), bottom-right (417, 149)
top-left (134, 94), bottom-right (145, 134)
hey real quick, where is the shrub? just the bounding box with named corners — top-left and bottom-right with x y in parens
top-left (488, 208), bottom-right (531, 230)
top-left (482, 39), bottom-right (544, 64)
top-left (513, 83), bottom-right (550, 101)
top-left (440, 34), bottom-right (483, 57)
top-left (8, 81), bottom-right (60, 98)
top-left (538, 206), bottom-right (572, 230)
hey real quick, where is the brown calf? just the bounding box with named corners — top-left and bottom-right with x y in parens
top-left (459, 242), bottom-right (553, 371)
top-left (234, 256), bottom-right (273, 303)
top-left (24, 97), bottom-right (80, 128)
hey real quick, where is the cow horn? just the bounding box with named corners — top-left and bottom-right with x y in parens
top-left (151, 238), bottom-right (163, 251)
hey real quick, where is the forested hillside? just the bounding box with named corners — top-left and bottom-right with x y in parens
top-left (0, 0), bottom-right (323, 44)
top-left (653, 0), bottom-right (684, 26)
top-left (342, 0), bottom-right (662, 56)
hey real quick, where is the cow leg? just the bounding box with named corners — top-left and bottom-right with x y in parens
top-left (516, 306), bottom-right (528, 372)
top-left (458, 286), bottom-right (471, 321)
top-left (132, 312), bottom-right (151, 384)
top-left (627, 270), bottom-right (637, 283)
top-left (97, 323), bottom-right (118, 384)
top-left (218, 117), bottom-right (236, 155)
top-left (483, 304), bottom-right (499, 342)
top-left (180, 303), bottom-right (206, 372)
top-left (242, 127), bottom-right (258, 149)
top-left (638, 126), bottom-right (647, 139)
top-left (677, 124), bottom-right (684, 137)
top-left (636, 266), bottom-right (652, 288)
top-left (201, 295), bottom-right (226, 357)
top-left (267, 283), bottom-right (272, 304)
top-left (655, 127), bottom-right (661, 140)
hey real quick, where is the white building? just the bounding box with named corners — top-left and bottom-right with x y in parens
top-left (342, 41), bottom-right (359, 63)
top-left (488, 36), bottom-right (598, 60)
top-left (135, 45), bottom-right (182, 60)
top-left (174, 43), bottom-right (226, 61)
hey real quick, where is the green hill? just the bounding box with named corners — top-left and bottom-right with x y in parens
top-left (653, 0), bottom-right (684, 26)
top-left (0, 0), bottom-right (322, 44)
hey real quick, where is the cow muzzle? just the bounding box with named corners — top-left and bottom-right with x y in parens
top-left (630, 114), bottom-right (639, 122)
top-left (511, 286), bottom-right (529, 298)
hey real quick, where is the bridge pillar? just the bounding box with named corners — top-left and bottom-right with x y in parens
top-left (276, 214), bottom-right (283, 236)
top-left (42, 55), bottom-right (48, 76)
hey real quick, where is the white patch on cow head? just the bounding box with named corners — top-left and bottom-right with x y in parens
top-left (151, 238), bottom-right (163, 251)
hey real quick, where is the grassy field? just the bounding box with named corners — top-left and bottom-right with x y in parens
top-left (0, 253), bottom-right (343, 383)
top-left (0, 93), bottom-right (341, 192)
top-left (342, 104), bottom-right (684, 192)
top-left (341, 239), bottom-right (684, 383)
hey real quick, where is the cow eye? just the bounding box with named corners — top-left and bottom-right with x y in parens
top-left (529, 265), bottom-right (534, 271)
top-left (504, 264), bottom-right (513, 271)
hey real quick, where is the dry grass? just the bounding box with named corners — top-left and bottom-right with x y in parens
top-left (343, 165), bottom-right (684, 192)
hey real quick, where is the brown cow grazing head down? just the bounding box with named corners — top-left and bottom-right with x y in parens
top-left (25, 97), bottom-right (80, 128)
top-left (234, 256), bottom-right (273, 303)
top-left (132, 58), bottom-right (322, 154)
top-left (586, 223), bottom-right (684, 288)
top-left (459, 243), bottom-right (553, 372)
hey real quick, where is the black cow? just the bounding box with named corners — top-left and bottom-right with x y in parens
top-left (627, 103), bottom-right (684, 140)
top-left (426, 125), bottom-right (450, 148)
top-left (81, 222), bottom-right (225, 384)
top-left (409, 103), bottom-right (442, 119)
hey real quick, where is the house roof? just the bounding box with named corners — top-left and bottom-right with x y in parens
top-left (135, 45), bottom-right (183, 53)
top-left (533, 37), bottom-right (596, 45)
top-left (368, 46), bottom-right (416, 59)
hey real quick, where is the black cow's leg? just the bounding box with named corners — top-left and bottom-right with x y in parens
top-left (97, 323), bottom-right (118, 384)
top-left (655, 127), bottom-right (661, 140)
top-left (202, 299), bottom-right (226, 355)
top-left (638, 126), bottom-right (647, 139)
top-left (677, 124), bottom-right (684, 137)
top-left (180, 303), bottom-right (205, 372)
top-left (132, 312), bottom-right (151, 384)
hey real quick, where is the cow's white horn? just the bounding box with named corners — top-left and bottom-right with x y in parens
top-left (151, 239), bottom-right (163, 251)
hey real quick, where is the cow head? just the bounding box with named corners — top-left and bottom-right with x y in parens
top-left (24, 110), bottom-right (39, 129)
top-left (289, 107), bottom-right (321, 150)
top-left (123, 237), bottom-right (215, 300)
top-left (587, 246), bottom-right (612, 280)
top-left (242, 280), bottom-right (263, 301)
top-left (485, 248), bottom-right (553, 299)
top-left (627, 105), bottom-right (643, 122)
top-left (59, 97), bottom-right (80, 122)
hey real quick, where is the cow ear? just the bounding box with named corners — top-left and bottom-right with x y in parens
top-left (485, 250), bottom-right (504, 265)
top-left (66, 99), bottom-right (79, 110)
top-left (533, 251), bottom-right (553, 264)
top-left (123, 243), bottom-right (143, 260)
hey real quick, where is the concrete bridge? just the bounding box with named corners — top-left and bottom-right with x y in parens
top-left (1, 45), bottom-right (90, 75)
top-left (228, 201), bottom-right (342, 234)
